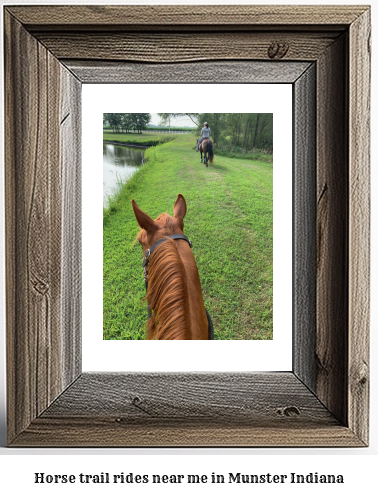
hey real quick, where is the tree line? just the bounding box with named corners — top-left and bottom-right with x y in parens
top-left (103, 113), bottom-right (151, 134)
top-left (104, 113), bottom-right (273, 151)
top-left (158, 113), bottom-right (273, 151)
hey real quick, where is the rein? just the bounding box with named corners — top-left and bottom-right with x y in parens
top-left (142, 233), bottom-right (214, 340)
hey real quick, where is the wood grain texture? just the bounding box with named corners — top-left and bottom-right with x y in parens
top-left (65, 60), bottom-right (311, 84)
top-left (316, 34), bottom-right (348, 426)
top-left (7, 5), bottom-right (367, 29)
top-left (4, 11), bottom-right (81, 444)
top-left (5, 12), bottom-right (61, 442)
top-left (34, 32), bottom-right (339, 63)
top-left (60, 68), bottom-right (82, 388)
top-left (11, 373), bottom-right (363, 447)
top-left (11, 419), bottom-right (363, 448)
top-left (4, 5), bottom-right (370, 447)
top-left (348, 9), bottom-right (371, 445)
top-left (41, 373), bottom-right (336, 422)
top-left (293, 65), bottom-right (316, 390)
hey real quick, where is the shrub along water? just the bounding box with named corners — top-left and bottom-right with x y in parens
top-left (214, 145), bottom-right (273, 163)
top-left (103, 131), bottom-right (175, 147)
top-left (103, 133), bottom-right (273, 340)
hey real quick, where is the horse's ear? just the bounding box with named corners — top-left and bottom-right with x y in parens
top-left (174, 193), bottom-right (187, 220)
top-left (131, 200), bottom-right (157, 233)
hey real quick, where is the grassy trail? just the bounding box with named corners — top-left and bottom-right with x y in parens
top-left (103, 133), bottom-right (273, 340)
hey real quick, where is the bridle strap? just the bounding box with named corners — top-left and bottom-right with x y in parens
top-left (143, 234), bottom-right (192, 268)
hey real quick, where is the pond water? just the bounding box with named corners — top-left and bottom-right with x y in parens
top-left (103, 143), bottom-right (145, 206)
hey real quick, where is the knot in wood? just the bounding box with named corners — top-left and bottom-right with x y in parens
top-left (276, 406), bottom-right (300, 417)
top-left (268, 42), bottom-right (289, 59)
top-left (33, 280), bottom-right (49, 295)
top-left (352, 361), bottom-right (368, 389)
top-left (130, 394), bottom-right (153, 416)
top-left (360, 376), bottom-right (367, 386)
top-left (131, 395), bottom-right (142, 406)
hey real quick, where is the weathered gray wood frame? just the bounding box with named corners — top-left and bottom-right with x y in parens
top-left (4, 5), bottom-right (370, 447)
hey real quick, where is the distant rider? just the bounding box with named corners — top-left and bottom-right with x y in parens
top-left (196, 122), bottom-right (211, 151)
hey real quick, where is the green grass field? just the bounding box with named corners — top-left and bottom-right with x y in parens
top-left (103, 133), bottom-right (273, 340)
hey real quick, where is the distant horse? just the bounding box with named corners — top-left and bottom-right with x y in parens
top-left (198, 138), bottom-right (214, 167)
top-left (132, 194), bottom-right (213, 340)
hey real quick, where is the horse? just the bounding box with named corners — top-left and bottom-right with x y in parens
top-left (132, 194), bottom-right (213, 340)
top-left (198, 138), bottom-right (214, 167)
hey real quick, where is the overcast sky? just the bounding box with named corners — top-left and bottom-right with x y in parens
top-left (149, 113), bottom-right (196, 127)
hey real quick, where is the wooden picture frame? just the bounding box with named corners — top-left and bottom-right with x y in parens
top-left (4, 5), bottom-right (370, 447)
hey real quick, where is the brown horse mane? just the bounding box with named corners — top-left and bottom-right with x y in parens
top-left (141, 232), bottom-right (190, 340)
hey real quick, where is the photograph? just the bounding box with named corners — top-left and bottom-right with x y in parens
top-left (103, 113), bottom-right (273, 340)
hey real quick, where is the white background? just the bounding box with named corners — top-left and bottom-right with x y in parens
top-left (83, 83), bottom-right (292, 371)
top-left (0, 0), bottom-right (377, 498)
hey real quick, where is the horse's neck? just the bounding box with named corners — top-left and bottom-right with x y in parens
top-left (147, 239), bottom-right (208, 340)
top-left (175, 240), bottom-right (208, 339)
